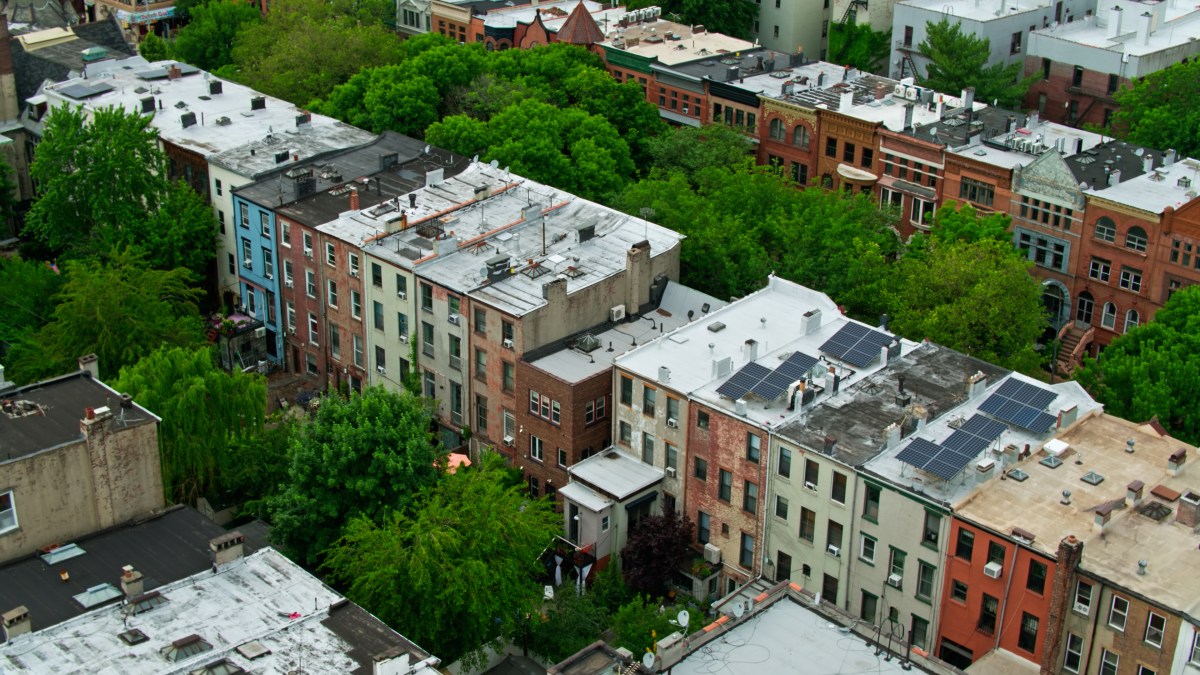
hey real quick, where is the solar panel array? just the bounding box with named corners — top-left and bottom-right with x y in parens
top-left (897, 414), bottom-right (1007, 480)
top-left (715, 352), bottom-right (819, 400)
top-left (978, 378), bottom-right (1058, 433)
top-left (819, 322), bottom-right (895, 368)
top-left (58, 82), bottom-right (115, 101)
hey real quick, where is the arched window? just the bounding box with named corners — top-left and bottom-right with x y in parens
top-left (1075, 291), bottom-right (1094, 324)
top-left (1101, 302), bottom-right (1117, 329)
top-left (1125, 226), bottom-right (1148, 252)
top-left (1124, 309), bottom-right (1140, 333)
top-left (1094, 217), bottom-right (1116, 243)
top-left (792, 125), bottom-right (810, 149)
top-left (769, 119), bottom-right (786, 141)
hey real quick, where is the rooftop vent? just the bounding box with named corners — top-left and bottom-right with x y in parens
top-left (273, 150), bottom-right (289, 164)
top-left (191, 659), bottom-right (246, 675)
top-left (707, 322), bottom-right (726, 333)
top-left (140, 96), bottom-right (155, 114)
top-left (129, 590), bottom-right (168, 614)
top-left (1080, 471), bottom-right (1105, 486)
top-left (295, 112), bottom-right (311, 127)
top-left (180, 112), bottom-right (197, 128)
top-left (80, 46), bottom-right (108, 62)
top-left (73, 583), bottom-right (121, 609)
top-left (576, 334), bottom-right (602, 353)
top-left (208, 81), bottom-right (222, 96)
top-left (1180, 176), bottom-right (1192, 188)
top-left (1137, 501), bottom-right (1172, 522)
top-left (250, 96), bottom-right (266, 111)
top-left (215, 116), bottom-right (231, 126)
top-left (39, 543), bottom-right (86, 564)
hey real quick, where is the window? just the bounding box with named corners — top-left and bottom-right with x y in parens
top-left (825, 137), bottom-right (837, 158)
top-left (827, 520), bottom-right (843, 550)
top-left (1072, 65), bottom-right (1084, 87)
top-left (987, 541), bottom-right (1006, 567)
top-left (951, 579), bottom-right (968, 602)
top-left (370, 262), bottom-right (382, 287)
top-left (585, 396), bottom-right (606, 424)
top-left (1063, 633), bottom-right (1083, 672)
top-left (1017, 230), bottom-right (1069, 272)
top-left (804, 459), bottom-right (819, 488)
top-left (349, 253), bottom-right (360, 278)
top-left (227, 253), bottom-right (234, 275)
top-left (922, 511), bottom-right (940, 547)
top-left (1119, 267), bottom-right (1143, 293)
top-left (1145, 611), bottom-right (1166, 647)
top-left (1095, 217), bottom-right (1117, 242)
top-left (529, 389), bottom-right (541, 415)
top-left (799, 507), bottom-right (816, 542)
top-left (791, 161), bottom-right (809, 185)
top-left (1125, 226), bottom-right (1148, 252)
top-left (718, 470), bottom-right (732, 501)
top-left (694, 457), bottom-right (708, 482)
top-left (283, 260), bottom-right (294, 287)
top-left (911, 616), bottom-right (929, 650)
top-left (979, 594), bottom-right (999, 634)
top-left (474, 348), bottom-right (487, 381)
top-left (1137, 667), bottom-right (1156, 675)
top-left (792, 125), bottom-right (810, 149)
top-left (1090, 257), bottom-right (1112, 282)
top-left (1102, 302), bottom-right (1117, 329)
top-left (743, 481), bottom-right (758, 514)
top-left (1099, 649), bottom-right (1119, 675)
top-left (1027, 559), bottom-right (1047, 594)
top-left (351, 290), bottom-right (361, 319)
top-left (1073, 581), bottom-right (1093, 614)
top-left (375, 345), bottom-right (386, 372)
top-left (697, 410), bottom-right (709, 429)
top-left (778, 447), bottom-right (792, 477)
top-left (530, 435), bottom-right (544, 461)
top-left (262, 248), bottom-right (274, 279)
top-left (308, 313), bottom-right (319, 345)
top-left (769, 118), bottom-right (786, 141)
top-left (843, 142), bottom-right (856, 163)
top-left (353, 334), bottom-right (363, 367)
top-left (861, 148), bottom-right (873, 168)
top-left (0, 490), bottom-right (16, 532)
top-left (419, 283), bottom-right (433, 312)
top-left (860, 591), bottom-right (878, 623)
top-left (373, 301), bottom-right (384, 331)
top-left (863, 483), bottom-right (880, 521)
top-left (1191, 632), bottom-right (1200, 664)
top-left (286, 302), bottom-right (295, 331)
top-left (325, 242), bottom-right (336, 266)
top-left (746, 433), bottom-right (761, 462)
top-left (1076, 292), bottom-right (1094, 323)
top-left (889, 548), bottom-right (906, 579)
top-left (1010, 31), bottom-right (1022, 54)
top-left (241, 238), bottom-right (252, 265)
top-left (667, 444), bottom-right (678, 471)
top-left (503, 411), bottom-right (515, 440)
top-left (642, 432), bottom-right (655, 464)
top-left (327, 280), bottom-right (338, 308)
top-left (502, 362), bottom-right (514, 392)
top-left (421, 322), bottom-right (434, 357)
top-left (775, 495), bottom-right (789, 520)
top-left (739, 533), bottom-right (754, 568)
top-left (643, 386), bottom-right (656, 417)
top-left (860, 535), bottom-right (876, 563)
top-left (305, 270), bottom-right (316, 298)
top-left (330, 325), bottom-right (342, 360)
top-left (1109, 596), bottom-right (1129, 631)
top-left (917, 562), bottom-right (935, 600)
top-left (956, 528), bottom-right (975, 560)
top-left (698, 511), bottom-right (711, 543)
top-left (529, 475), bottom-right (539, 498)
top-left (1018, 612), bottom-right (1039, 652)
top-left (239, 202), bottom-right (249, 227)
top-left (476, 395), bottom-right (488, 432)
top-left (959, 178), bottom-right (995, 207)
top-left (620, 376), bottom-right (633, 405)
top-left (831, 471), bottom-right (846, 504)
top-left (619, 421), bottom-right (632, 445)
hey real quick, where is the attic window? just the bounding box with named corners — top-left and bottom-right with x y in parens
top-left (73, 583), bottom-right (122, 609)
top-left (119, 628), bottom-right (149, 645)
top-left (1080, 471), bottom-right (1105, 486)
top-left (162, 635), bottom-right (213, 662)
top-left (1137, 501), bottom-right (1172, 522)
top-left (1075, 155), bottom-right (1095, 165)
top-left (130, 590), bottom-right (168, 614)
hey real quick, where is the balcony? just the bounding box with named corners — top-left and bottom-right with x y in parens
top-left (895, 40), bottom-right (918, 52)
top-left (672, 555), bottom-right (722, 602)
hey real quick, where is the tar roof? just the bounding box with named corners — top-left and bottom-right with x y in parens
top-left (526, 281), bottom-right (725, 384)
top-left (569, 448), bottom-right (663, 500)
top-left (671, 49), bottom-right (804, 84)
top-left (954, 414), bottom-right (1200, 617)
top-left (0, 547), bottom-right (440, 675)
top-left (0, 506), bottom-right (239, 632)
top-left (1088, 155), bottom-right (1200, 213)
top-left (0, 371), bottom-right (155, 464)
top-left (908, 106), bottom-right (1026, 150)
top-left (776, 342), bottom-right (1008, 467)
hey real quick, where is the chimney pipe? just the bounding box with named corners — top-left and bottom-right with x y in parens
top-left (744, 339), bottom-right (759, 362)
top-left (1, 606), bottom-right (31, 640)
top-left (1126, 480), bottom-right (1144, 507)
top-left (120, 565), bottom-right (144, 598)
top-left (1108, 169), bottom-right (1122, 186)
top-left (840, 89), bottom-right (854, 111)
top-left (349, 187), bottom-right (360, 211)
top-left (1107, 5), bottom-right (1124, 38)
top-left (962, 86), bottom-right (975, 109)
top-left (78, 353), bottom-right (99, 378)
top-left (1143, 154), bottom-right (1154, 174)
top-left (210, 531), bottom-right (246, 570)
top-left (1165, 149), bottom-right (1177, 165)
top-left (1169, 447), bottom-right (1187, 476)
top-left (1138, 11), bottom-right (1153, 45)
top-left (903, 103), bottom-right (915, 131)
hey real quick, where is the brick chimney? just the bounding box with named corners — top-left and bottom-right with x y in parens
top-left (1, 606), bottom-right (30, 641)
top-left (1040, 535), bottom-right (1084, 674)
top-left (1169, 448), bottom-right (1187, 476)
top-left (1126, 480), bottom-right (1144, 507)
top-left (210, 531), bottom-right (246, 570)
top-left (120, 565), bottom-right (144, 598)
top-left (349, 187), bottom-right (360, 211)
top-left (1176, 491), bottom-right (1200, 528)
top-left (167, 64), bottom-right (182, 80)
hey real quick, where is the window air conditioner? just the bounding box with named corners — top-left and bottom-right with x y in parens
top-left (827, 545), bottom-right (841, 557)
top-left (284, 279), bottom-right (293, 288)
top-left (350, 269), bottom-right (358, 278)
top-left (377, 365), bottom-right (386, 375)
top-left (243, 258), bottom-right (253, 268)
top-left (254, 327), bottom-right (266, 339)
top-left (303, 248), bottom-right (313, 258)
top-left (887, 574), bottom-right (903, 588)
top-left (397, 291), bottom-right (407, 299)
top-left (265, 273), bottom-right (273, 280)
top-left (805, 481), bottom-right (817, 491)
top-left (984, 562), bottom-right (1003, 579)
top-left (703, 543), bottom-right (722, 564)
top-left (398, 334), bottom-right (408, 343)
top-left (448, 314), bottom-right (461, 326)
top-left (665, 467), bottom-right (676, 478)
top-left (667, 417), bottom-right (678, 428)
top-left (503, 435), bottom-right (514, 446)
top-left (503, 338), bottom-right (514, 349)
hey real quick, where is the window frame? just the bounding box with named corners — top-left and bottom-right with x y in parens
top-left (1063, 633), bottom-right (1083, 673)
top-left (1144, 611), bottom-right (1166, 647)
top-left (0, 490), bottom-right (17, 533)
top-left (1109, 595), bottom-right (1129, 632)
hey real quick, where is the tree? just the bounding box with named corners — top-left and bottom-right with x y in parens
top-left (138, 32), bottom-right (170, 62)
top-left (223, 416), bottom-right (296, 517)
top-left (0, 256), bottom-right (64, 349)
top-left (115, 346), bottom-right (266, 504)
top-left (322, 453), bottom-right (560, 668)
top-left (268, 385), bottom-right (444, 565)
top-left (611, 596), bottom-right (677, 655)
top-left (526, 591), bottom-right (608, 663)
top-left (644, 124), bottom-right (753, 181)
top-left (624, 0), bottom-right (757, 39)
top-left (1076, 286), bottom-right (1200, 444)
top-left (827, 22), bottom-right (891, 73)
top-left (928, 200), bottom-right (1011, 245)
top-left (171, 0), bottom-right (262, 71)
top-left (620, 511), bottom-right (693, 599)
top-left (917, 19), bottom-right (1032, 108)
top-left (885, 238), bottom-right (1047, 374)
top-left (1105, 59), bottom-right (1200, 158)
top-left (4, 251), bottom-right (206, 384)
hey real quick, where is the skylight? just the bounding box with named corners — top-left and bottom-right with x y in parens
top-left (73, 583), bottom-right (122, 609)
top-left (162, 635), bottom-right (213, 662)
top-left (1080, 471), bottom-right (1105, 486)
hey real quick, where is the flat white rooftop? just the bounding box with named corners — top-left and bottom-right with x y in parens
top-left (897, 0), bottom-right (1057, 23)
top-left (1031, 0), bottom-right (1200, 57)
top-left (602, 16), bottom-right (755, 66)
top-left (951, 118), bottom-right (1105, 169)
top-left (481, 0), bottom-right (624, 33)
top-left (569, 448), bottom-right (663, 500)
top-left (1087, 155), bottom-right (1200, 213)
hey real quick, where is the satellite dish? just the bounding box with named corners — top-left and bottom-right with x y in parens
top-left (423, 144), bottom-right (431, 154)
top-left (641, 652), bottom-right (656, 670)
top-left (677, 610), bottom-right (690, 627)
top-left (471, 154), bottom-right (479, 163)
top-left (490, 159), bottom-right (500, 169)
top-left (733, 602), bottom-right (745, 618)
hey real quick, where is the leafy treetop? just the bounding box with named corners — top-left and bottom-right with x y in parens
top-left (1105, 58), bottom-right (1200, 158)
top-left (917, 19), bottom-right (1032, 108)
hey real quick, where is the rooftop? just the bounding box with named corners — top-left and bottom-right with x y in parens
top-left (36, 56), bottom-right (370, 172)
top-left (0, 371), bottom-right (156, 464)
top-left (949, 114), bottom-right (1105, 170)
top-left (359, 161), bottom-right (682, 317)
top-left (525, 281), bottom-right (725, 384)
top-left (568, 448), bottom-right (663, 501)
top-left (0, 547), bottom-right (440, 674)
top-left (670, 49), bottom-right (807, 85)
top-left (0, 506), bottom-right (242, 633)
top-left (1030, 0), bottom-right (1200, 58)
top-left (1086, 153), bottom-right (1200, 213)
top-left (8, 17), bottom-right (135, 109)
top-left (601, 13), bottom-right (756, 66)
top-left (481, 0), bottom-right (623, 37)
top-left (897, 0), bottom-right (1057, 23)
top-left (954, 413), bottom-right (1200, 617)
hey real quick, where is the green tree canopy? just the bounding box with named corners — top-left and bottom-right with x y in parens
top-left (917, 19), bottom-right (1032, 108)
top-left (1105, 58), bottom-right (1200, 158)
top-left (0, 256), bottom-right (63, 349)
top-left (269, 385), bottom-right (444, 565)
top-left (4, 250), bottom-right (206, 384)
top-left (624, 0), bottom-right (758, 38)
top-left (24, 106), bottom-right (216, 278)
top-left (1076, 286), bottom-right (1200, 444)
top-left (644, 124), bottom-right (754, 181)
top-left (928, 200), bottom-right (1011, 245)
top-left (611, 596), bottom-right (677, 655)
top-left (827, 22), bottom-right (891, 73)
top-left (322, 453), bottom-right (560, 668)
top-left (138, 32), bottom-right (170, 62)
top-left (171, 0), bottom-right (262, 71)
top-left (526, 589), bottom-right (608, 663)
top-left (115, 346), bottom-right (266, 503)
top-left (620, 511), bottom-right (693, 598)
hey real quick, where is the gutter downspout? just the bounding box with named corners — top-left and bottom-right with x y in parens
top-left (992, 541), bottom-right (1021, 652)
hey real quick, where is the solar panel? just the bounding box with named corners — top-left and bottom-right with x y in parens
top-left (716, 362), bottom-right (770, 400)
top-left (819, 322), bottom-right (894, 367)
top-left (925, 454), bottom-right (970, 480)
top-left (58, 82), bottom-right (114, 100)
top-left (979, 377), bottom-right (1060, 433)
top-left (897, 438), bottom-right (942, 470)
top-left (942, 430), bottom-right (989, 456)
top-left (777, 351), bottom-right (819, 381)
top-left (843, 344), bottom-right (882, 368)
top-left (959, 415), bottom-right (1007, 442)
top-left (752, 352), bottom-right (820, 400)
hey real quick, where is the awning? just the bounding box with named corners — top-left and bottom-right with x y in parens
top-left (877, 175), bottom-right (937, 200)
top-left (659, 109), bottom-right (701, 127)
top-left (837, 163), bottom-right (879, 183)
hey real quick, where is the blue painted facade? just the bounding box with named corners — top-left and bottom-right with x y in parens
top-left (233, 192), bottom-right (284, 364)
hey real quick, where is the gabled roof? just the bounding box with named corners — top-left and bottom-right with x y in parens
top-left (9, 16), bottom-right (134, 110)
top-left (555, 1), bottom-right (603, 45)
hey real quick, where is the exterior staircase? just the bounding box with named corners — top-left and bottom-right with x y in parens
top-left (1055, 323), bottom-right (1094, 376)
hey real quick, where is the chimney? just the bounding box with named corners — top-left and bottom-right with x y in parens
top-left (1058, 404), bottom-right (1079, 429)
top-left (1041, 534), bottom-right (1084, 671)
top-left (840, 89), bottom-right (854, 111)
top-left (1138, 11), bottom-right (1153, 45)
top-left (1093, 503), bottom-right (1114, 531)
top-left (903, 103), bottom-right (915, 131)
top-left (167, 64), bottom-right (182, 80)
top-left (540, 276), bottom-right (567, 307)
top-left (210, 531), bottom-right (246, 570)
top-left (1028, 110), bottom-right (1040, 127)
top-left (1165, 149), bottom-right (1177, 166)
top-left (1, 606), bottom-right (30, 641)
top-left (875, 83), bottom-right (887, 100)
top-left (78, 353), bottom-right (99, 378)
top-left (743, 338), bottom-right (759, 362)
top-left (968, 371), bottom-right (988, 399)
top-left (1176, 490), bottom-right (1200, 527)
top-left (1143, 154), bottom-right (1154, 174)
top-left (349, 187), bottom-right (360, 211)
top-left (936, 96), bottom-right (946, 119)
top-left (1126, 480), bottom-right (1145, 507)
top-left (976, 458), bottom-right (997, 483)
top-left (823, 436), bottom-right (838, 455)
top-left (790, 380), bottom-right (807, 410)
top-left (884, 422), bottom-right (902, 449)
top-left (1169, 447), bottom-right (1187, 476)
top-left (962, 86), bottom-right (975, 109)
top-left (912, 403), bottom-right (930, 431)
top-left (827, 366), bottom-right (841, 394)
top-left (1002, 444), bottom-right (1019, 466)
top-left (1107, 5), bottom-right (1124, 38)
top-left (120, 565), bottom-right (144, 598)
top-left (800, 309), bottom-right (822, 335)
top-left (1108, 169), bottom-right (1122, 186)
top-left (408, 192), bottom-right (417, 208)
top-left (735, 399), bottom-right (748, 416)
top-left (659, 366), bottom-right (671, 384)
top-left (1007, 116), bottom-right (1017, 133)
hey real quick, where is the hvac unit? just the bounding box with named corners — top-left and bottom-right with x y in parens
top-left (827, 545), bottom-right (841, 557)
top-left (887, 574), bottom-right (903, 589)
top-left (610, 305), bottom-right (626, 322)
top-left (893, 84), bottom-right (906, 98)
top-left (398, 334), bottom-right (408, 343)
top-left (503, 435), bottom-right (515, 446)
top-left (265, 273), bottom-right (273, 280)
top-left (904, 87), bottom-right (919, 101)
top-left (503, 338), bottom-right (514, 349)
top-left (397, 290), bottom-right (407, 299)
top-left (243, 258), bottom-right (253, 268)
top-left (805, 481), bottom-right (817, 491)
top-left (284, 279), bottom-right (293, 288)
top-left (448, 313), bottom-right (461, 326)
top-left (665, 467), bottom-right (677, 478)
top-left (303, 247), bottom-right (313, 258)
top-left (254, 327), bottom-right (267, 339)
top-left (667, 417), bottom-right (679, 428)
top-left (703, 543), bottom-right (722, 564)
top-left (984, 561), bottom-right (1003, 579)
top-left (349, 269), bottom-right (358, 278)
top-left (377, 365), bottom-right (386, 375)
